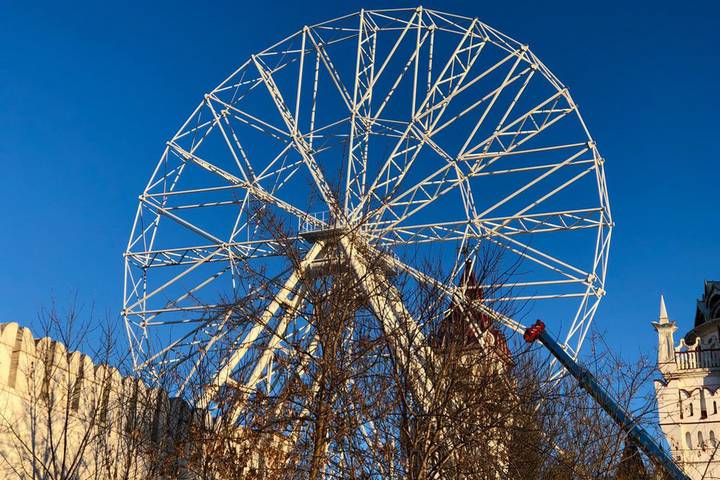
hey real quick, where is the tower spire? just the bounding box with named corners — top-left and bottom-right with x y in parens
top-left (659, 294), bottom-right (669, 324)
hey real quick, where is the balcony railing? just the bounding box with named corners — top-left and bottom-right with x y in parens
top-left (675, 349), bottom-right (720, 370)
top-left (298, 211), bottom-right (330, 234)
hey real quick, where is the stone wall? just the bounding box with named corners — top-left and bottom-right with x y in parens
top-left (0, 322), bottom-right (293, 480)
top-left (0, 322), bottom-right (195, 479)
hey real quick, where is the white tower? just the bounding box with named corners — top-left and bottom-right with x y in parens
top-left (654, 295), bottom-right (678, 371)
top-left (655, 282), bottom-right (720, 479)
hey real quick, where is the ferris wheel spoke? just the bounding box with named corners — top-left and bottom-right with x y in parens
top-left (365, 12), bottom-right (434, 122)
top-left (207, 93), bottom-right (292, 145)
top-left (136, 270), bottom-right (233, 333)
top-left (410, 9), bottom-right (425, 117)
top-left (365, 49), bottom-right (535, 227)
top-left (477, 207), bottom-right (603, 238)
top-left (354, 19), bottom-right (486, 218)
top-left (305, 27), bottom-right (354, 112)
top-left (253, 55), bottom-right (343, 218)
top-left (386, 91), bottom-right (574, 211)
top-left (369, 32), bottom-right (528, 208)
top-left (430, 49), bottom-right (529, 141)
top-left (474, 147), bottom-right (591, 220)
top-left (138, 199), bottom-right (286, 268)
top-left (168, 142), bottom-right (323, 229)
top-left (343, 7), bottom-right (429, 213)
top-left (369, 92), bottom-right (579, 233)
top-left (125, 240), bottom-right (298, 326)
top-left (382, 61), bottom-right (541, 223)
top-left (205, 98), bottom-right (263, 184)
top-left (345, 22), bottom-right (434, 214)
top-left (344, 11), bottom-right (377, 213)
top-left (463, 88), bottom-right (571, 159)
top-left (124, 246), bottom-right (225, 316)
top-left (378, 248), bottom-right (528, 335)
top-left (368, 208), bottom-right (604, 246)
top-left (457, 47), bottom-right (530, 158)
top-left (126, 239), bottom-right (288, 269)
top-left (141, 196), bottom-right (225, 245)
top-left (433, 64), bottom-right (535, 142)
top-left (482, 230), bottom-right (593, 286)
top-left (360, 9), bottom-right (421, 107)
top-left (390, 218), bottom-right (599, 301)
top-left (477, 59), bottom-right (537, 150)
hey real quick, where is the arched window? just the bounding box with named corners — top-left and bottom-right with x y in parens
top-left (699, 431), bottom-right (705, 450)
top-left (687, 432), bottom-right (693, 449)
top-left (710, 430), bottom-right (717, 447)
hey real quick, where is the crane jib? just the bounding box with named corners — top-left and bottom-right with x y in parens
top-left (523, 320), bottom-right (690, 480)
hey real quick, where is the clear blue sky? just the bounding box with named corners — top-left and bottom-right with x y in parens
top-left (1, 0), bottom-right (718, 361)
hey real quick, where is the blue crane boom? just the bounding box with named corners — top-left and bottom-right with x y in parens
top-left (522, 320), bottom-right (689, 480)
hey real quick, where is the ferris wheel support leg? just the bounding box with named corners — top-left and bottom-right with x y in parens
top-left (339, 236), bottom-right (436, 411)
top-left (199, 241), bottom-right (325, 410)
top-left (523, 320), bottom-right (689, 480)
top-left (224, 284), bottom-right (309, 424)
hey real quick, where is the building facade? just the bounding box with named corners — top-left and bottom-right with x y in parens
top-left (655, 281), bottom-right (720, 479)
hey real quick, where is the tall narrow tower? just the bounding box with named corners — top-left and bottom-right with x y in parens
top-left (654, 282), bottom-right (720, 479)
top-left (654, 295), bottom-right (678, 370)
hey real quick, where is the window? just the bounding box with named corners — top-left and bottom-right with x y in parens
top-left (699, 431), bottom-right (705, 450)
top-left (714, 401), bottom-right (717, 415)
top-left (689, 402), bottom-right (694, 417)
top-left (686, 432), bottom-right (693, 449)
top-left (711, 431), bottom-right (717, 448)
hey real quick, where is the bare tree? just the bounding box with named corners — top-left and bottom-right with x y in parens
top-left (149, 206), bottom-right (684, 480)
top-left (159, 207), bottom-right (528, 479)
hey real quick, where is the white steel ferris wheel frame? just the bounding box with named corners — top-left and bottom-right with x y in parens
top-left (123, 7), bottom-right (612, 404)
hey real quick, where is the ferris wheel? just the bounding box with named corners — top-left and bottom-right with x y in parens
top-left (123, 7), bottom-right (612, 406)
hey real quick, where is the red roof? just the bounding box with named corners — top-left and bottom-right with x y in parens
top-left (433, 260), bottom-right (511, 359)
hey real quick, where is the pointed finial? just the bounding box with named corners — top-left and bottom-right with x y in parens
top-left (659, 294), bottom-right (669, 324)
